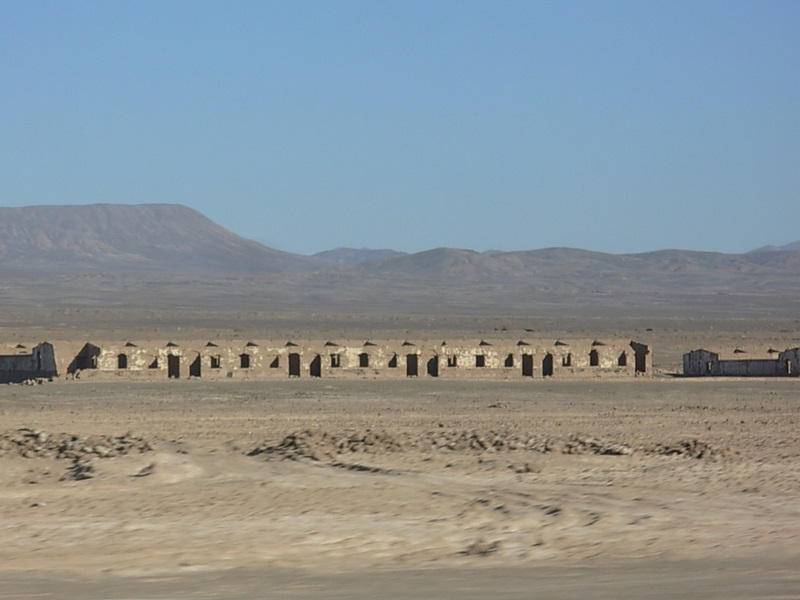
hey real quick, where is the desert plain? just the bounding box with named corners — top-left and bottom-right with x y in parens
top-left (1, 311), bottom-right (799, 599)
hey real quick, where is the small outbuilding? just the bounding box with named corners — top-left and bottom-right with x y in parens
top-left (683, 347), bottom-right (800, 377)
top-left (0, 342), bottom-right (58, 383)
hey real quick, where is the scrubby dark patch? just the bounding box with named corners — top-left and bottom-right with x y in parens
top-left (640, 438), bottom-right (717, 459)
top-left (247, 429), bottom-right (724, 463)
top-left (329, 461), bottom-right (397, 475)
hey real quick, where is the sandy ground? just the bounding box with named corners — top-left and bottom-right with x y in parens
top-left (1, 377), bottom-right (799, 598)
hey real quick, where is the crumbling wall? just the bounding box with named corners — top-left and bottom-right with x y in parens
top-left (44, 338), bottom-right (652, 381)
top-left (683, 349), bottom-right (719, 376)
top-left (777, 348), bottom-right (800, 376)
top-left (0, 342), bottom-right (58, 383)
top-left (716, 359), bottom-right (780, 377)
top-left (684, 347), bottom-right (799, 377)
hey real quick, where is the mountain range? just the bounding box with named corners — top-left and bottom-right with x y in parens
top-left (0, 204), bottom-right (797, 316)
top-left (0, 204), bottom-right (320, 274)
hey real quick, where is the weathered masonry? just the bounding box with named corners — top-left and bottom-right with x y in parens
top-left (683, 348), bottom-right (800, 377)
top-left (37, 338), bottom-right (651, 381)
top-left (0, 342), bottom-right (58, 383)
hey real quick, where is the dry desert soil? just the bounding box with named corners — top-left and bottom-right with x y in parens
top-left (1, 312), bottom-right (800, 599)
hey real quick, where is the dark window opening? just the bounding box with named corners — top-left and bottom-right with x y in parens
top-left (504, 354), bottom-right (514, 368)
top-left (359, 353), bottom-right (369, 368)
top-left (618, 352), bottom-right (627, 367)
top-left (447, 356), bottom-right (457, 368)
top-left (240, 353), bottom-right (251, 369)
top-left (388, 354), bottom-right (398, 368)
top-left (117, 354), bottom-right (128, 369)
top-left (210, 355), bottom-right (221, 369)
top-left (589, 349), bottom-right (599, 367)
top-left (475, 355), bottom-right (485, 368)
top-left (148, 357), bottom-right (159, 369)
top-left (562, 353), bottom-right (572, 367)
top-left (330, 354), bottom-right (341, 368)
top-left (270, 357), bottom-right (280, 368)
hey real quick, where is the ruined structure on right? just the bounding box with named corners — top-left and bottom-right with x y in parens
top-left (683, 348), bottom-right (800, 377)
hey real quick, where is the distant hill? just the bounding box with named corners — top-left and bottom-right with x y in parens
top-left (0, 204), bottom-right (322, 274)
top-left (348, 246), bottom-right (800, 292)
top-left (1, 203), bottom-right (799, 316)
top-left (749, 240), bottom-right (800, 253)
top-left (313, 247), bottom-right (407, 265)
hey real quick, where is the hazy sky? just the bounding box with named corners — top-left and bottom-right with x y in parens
top-left (2, 1), bottom-right (798, 255)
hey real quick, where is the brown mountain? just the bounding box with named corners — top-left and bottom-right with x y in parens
top-left (1, 204), bottom-right (798, 317)
top-left (0, 204), bottom-right (322, 274)
top-left (347, 246), bottom-right (800, 294)
top-left (749, 240), bottom-right (800, 253)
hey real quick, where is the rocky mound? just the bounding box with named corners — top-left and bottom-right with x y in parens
top-left (0, 428), bottom-right (154, 481)
top-left (248, 429), bottom-right (721, 462)
top-left (0, 428), bottom-right (153, 460)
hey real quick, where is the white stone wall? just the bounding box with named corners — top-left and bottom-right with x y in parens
top-left (45, 338), bottom-right (651, 381)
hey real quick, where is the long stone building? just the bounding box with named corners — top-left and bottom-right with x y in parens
top-left (683, 347), bottom-right (800, 377)
top-left (4, 339), bottom-right (651, 381)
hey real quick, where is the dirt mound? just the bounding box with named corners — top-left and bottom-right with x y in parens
top-left (640, 438), bottom-right (717, 459)
top-left (0, 428), bottom-right (153, 460)
top-left (248, 429), bottom-right (723, 462)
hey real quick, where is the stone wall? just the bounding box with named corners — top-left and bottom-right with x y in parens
top-left (0, 342), bottom-right (58, 383)
top-left (46, 338), bottom-right (651, 381)
top-left (683, 348), bottom-right (800, 377)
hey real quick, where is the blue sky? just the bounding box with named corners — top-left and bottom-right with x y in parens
top-left (2, 1), bottom-right (798, 255)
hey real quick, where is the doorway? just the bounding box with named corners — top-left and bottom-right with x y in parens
top-left (427, 356), bottom-right (439, 377)
top-left (310, 354), bottom-right (322, 377)
top-left (406, 354), bottom-right (418, 377)
top-left (189, 355), bottom-right (201, 378)
top-left (542, 353), bottom-right (554, 377)
top-left (168, 354), bottom-right (180, 379)
top-left (521, 354), bottom-right (533, 377)
top-left (289, 353), bottom-right (301, 377)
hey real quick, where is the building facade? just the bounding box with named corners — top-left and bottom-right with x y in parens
top-left (0, 342), bottom-right (58, 383)
top-left (683, 348), bottom-right (800, 377)
top-left (38, 338), bottom-right (652, 381)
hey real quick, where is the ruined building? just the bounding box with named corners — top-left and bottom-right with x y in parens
top-left (0, 342), bottom-right (58, 384)
top-left (28, 338), bottom-right (652, 381)
top-left (683, 347), bottom-right (800, 377)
